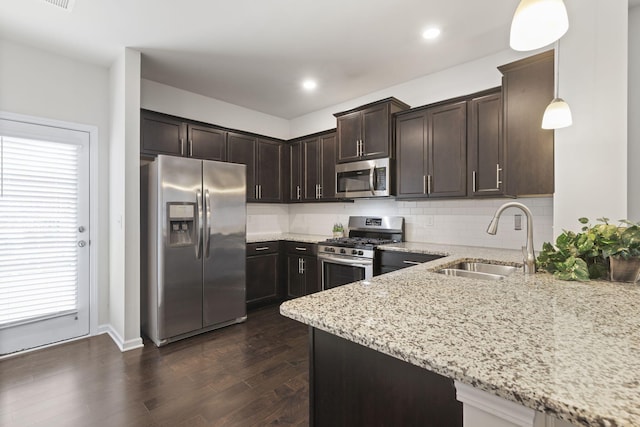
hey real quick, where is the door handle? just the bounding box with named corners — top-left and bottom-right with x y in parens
top-left (204, 189), bottom-right (211, 258)
top-left (195, 189), bottom-right (203, 259)
top-left (369, 167), bottom-right (375, 195)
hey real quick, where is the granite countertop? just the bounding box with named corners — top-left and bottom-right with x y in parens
top-left (246, 232), bottom-right (330, 244)
top-left (279, 243), bottom-right (640, 427)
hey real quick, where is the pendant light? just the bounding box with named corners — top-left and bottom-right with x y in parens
top-left (542, 42), bottom-right (572, 129)
top-left (510, 0), bottom-right (569, 51)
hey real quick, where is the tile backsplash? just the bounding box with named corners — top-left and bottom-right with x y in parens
top-left (249, 197), bottom-right (554, 250)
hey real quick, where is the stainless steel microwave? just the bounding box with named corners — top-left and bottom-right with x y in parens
top-left (335, 158), bottom-right (391, 198)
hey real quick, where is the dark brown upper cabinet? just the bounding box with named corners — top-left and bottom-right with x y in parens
top-left (289, 130), bottom-right (337, 202)
top-left (141, 110), bottom-right (227, 161)
top-left (334, 98), bottom-right (410, 163)
top-left (467, 88), bottom-right (504, 197)
top-left (228, 132), bottom-right (283, 203)
top-left (499, 50), bottom-right (554, 197)
top-left (396, 100), bottom-right (467, 199)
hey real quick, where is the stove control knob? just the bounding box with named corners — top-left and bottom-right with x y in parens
top-left (358, 250), bottom-right (364, 255)
top-left (326, 247), bottom-right (334, 253)
top-left (351, 249), bottom-right (357, 255)
top-left (340, 249), bottom-right (346, 254)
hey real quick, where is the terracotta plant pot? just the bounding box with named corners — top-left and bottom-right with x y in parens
top-left (609, 256), bottom-right (640, 283)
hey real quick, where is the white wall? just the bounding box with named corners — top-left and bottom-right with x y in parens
top-left (554, 1), bottom-right (628, 233)
top-left (629, 5), bottom-right (640, 221)
top-left (109, 48), bottom-right (143, 350)
top-left (141, 79), bottom-right (290, 140)
top-left (0, 38), bottom-right (111, 327)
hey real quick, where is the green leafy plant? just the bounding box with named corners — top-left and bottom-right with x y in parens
top-left (332, 223), bottom-right (344, 233)
top-left (536, 217), bottom-right (640, 281)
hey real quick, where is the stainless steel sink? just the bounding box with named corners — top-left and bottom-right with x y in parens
top-left (437, 262), bottom-right (520, 281)
top-left (437, 268), bottom-right (507, 281)
top-left (448, 262), bottom-right (519, 276)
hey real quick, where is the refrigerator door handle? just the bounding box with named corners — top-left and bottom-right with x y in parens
top-left (204, 189), bottom-right (212, 258)
top-left (195, 189), bottom-right (203, 259)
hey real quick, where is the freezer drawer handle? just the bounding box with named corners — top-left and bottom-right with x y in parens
top-left (204, 189), bottom-right (211, 258)
top-left (195, 189), bottom-right (203, 259)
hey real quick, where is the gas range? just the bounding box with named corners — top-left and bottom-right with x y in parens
top-left (318, 216), bottom-right (404, 260)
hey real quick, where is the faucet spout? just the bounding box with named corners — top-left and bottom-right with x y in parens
top-left (486, 202), bottom-right (536, 274)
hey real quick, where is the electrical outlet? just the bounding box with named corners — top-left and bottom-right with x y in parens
top-left (514, 214), bottom-right (522, 231)
top-left (425, 215), bottom-right (434, 227)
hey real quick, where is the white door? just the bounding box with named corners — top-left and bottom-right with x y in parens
top-left (0, 117), bottom-right (90, 355)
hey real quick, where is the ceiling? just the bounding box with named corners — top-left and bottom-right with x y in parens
top-left (0, 1), bottom-right (636, 119)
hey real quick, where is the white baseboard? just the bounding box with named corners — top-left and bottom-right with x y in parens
top-left (98, 324), bottom-right (144, 352)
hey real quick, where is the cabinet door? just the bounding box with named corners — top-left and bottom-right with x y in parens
top-left (468, 90), bottom-right (503, 197)
top-left (303, 138), bottom-right (320, 201)
top-left (427, 101), bottom-right (467, 198)
top-left (246, 253), bottom-right (280, 305)
top-left (319, 132), bottom-right (337, 200)
top-left (361, 104), bottom-right (390, 159)
top-left (141, 111), bottom-right (186, 156)
top-left (500, 51), bottom-right (554, 196)
top-left (289, 141), bottom-right (303, 202)
top-left (336, 111), bottom-right (362, 163)
top-left (287, 255), bottom-right (306, 298)
top-left (396, 111), bottom-right (427, 198)
top-left (227, 132), bottom-right (257, 201)
top-left (188, 124), bottom-right (227, 161)
top-left (256, 139), bottom-right (283, 202)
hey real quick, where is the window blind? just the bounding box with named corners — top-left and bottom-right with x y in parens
top-left (0, 136), bottom-right (80, 327)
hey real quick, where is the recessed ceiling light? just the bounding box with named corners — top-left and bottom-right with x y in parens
top-left (302, 79), bottom-right (317, 91)
top-left (422, 28), bottom-right (441, 40)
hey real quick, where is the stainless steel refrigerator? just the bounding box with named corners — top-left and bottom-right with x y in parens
top-left (141, 155), bottom-right (247, 347)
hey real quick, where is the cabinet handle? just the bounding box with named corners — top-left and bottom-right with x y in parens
top-left (403, 260), bottom-right (421, 265)
top-left (260, 184), bottom-right (263, 199)
top-left (296, 185), bottom-right (301, 200)
top-left (255, 246), bottom-right (270, 251)
top-left (361, 139), bottom-right (365, 157)
top-left (496, 164), bottom-right (503, 189)
top-left (189, 139), bottom-right (193, 157)
top-left (427, 175), bottom-right (432, 195)
top-left (318, 184), bottom-right (322, 198)
top-left (472, 171), bottom-right (477, 193)
top-left (300, 258), bottom-right (305, 274)
top-left (180, 138), bottom-right (185, 156)
top-left (255, 185), bottom-right (258, 199)
top-left (423, 175), bottom-right (426, 194)
top-left (295, 247), bottom-right (307, 251)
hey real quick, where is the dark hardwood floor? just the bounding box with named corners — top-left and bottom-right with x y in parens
top-left (0, 305), bottom-right (309, 427)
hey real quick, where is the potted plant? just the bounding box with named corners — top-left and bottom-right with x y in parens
top-left (332, 222), bottom-right (344, 238)
top-left (537, 217), bottom-right (640, 283)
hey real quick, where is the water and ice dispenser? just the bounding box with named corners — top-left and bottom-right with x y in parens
top-left (167, 203), bottom-right (196, 246)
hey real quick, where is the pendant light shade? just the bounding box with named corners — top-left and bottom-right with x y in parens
top-left (541, 98), bottom-right (572, 129)
top-left (510, 0), bottom-right (569, 51)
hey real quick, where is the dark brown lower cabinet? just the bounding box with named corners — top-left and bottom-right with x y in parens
top-left (375, 250), bottom-right (444, 275)
top-left (246, 242), bottom-right (282, 310)
top-left (285, 242), bottom-right (319, 298)
top-left (310, 328), bottom-right (462, 427)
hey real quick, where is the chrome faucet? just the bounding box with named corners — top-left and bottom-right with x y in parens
top-left (487, 202), bottom-right (536, 274)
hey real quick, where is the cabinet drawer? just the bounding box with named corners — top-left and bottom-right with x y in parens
top-left (284, 241), bottom-right (317, 256)
top-left (377, 251), bottom-right (443, 268)
top-left (247, 241), bottom-right (280, 256)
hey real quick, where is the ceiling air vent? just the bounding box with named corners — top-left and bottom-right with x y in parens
top-left (41, 0), bottom-right (76, 12)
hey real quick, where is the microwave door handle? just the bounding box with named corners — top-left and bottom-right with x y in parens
top-left (369, 166), bottom-right (375, 195)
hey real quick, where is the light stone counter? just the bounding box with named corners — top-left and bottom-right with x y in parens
top-left (246, 232), bottom-right (330, 244)
top-left (280, 243), bottom-right (640, 427)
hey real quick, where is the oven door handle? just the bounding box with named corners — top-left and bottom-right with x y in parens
top-left (320, 255), bottom-right (373, 266)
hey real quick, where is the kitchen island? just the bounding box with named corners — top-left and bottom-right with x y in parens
top-left (280, 243), bottom-right (640, 427)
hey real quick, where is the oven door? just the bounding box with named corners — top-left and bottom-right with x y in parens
top-left (319, 254), bottom-right (373, 290)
